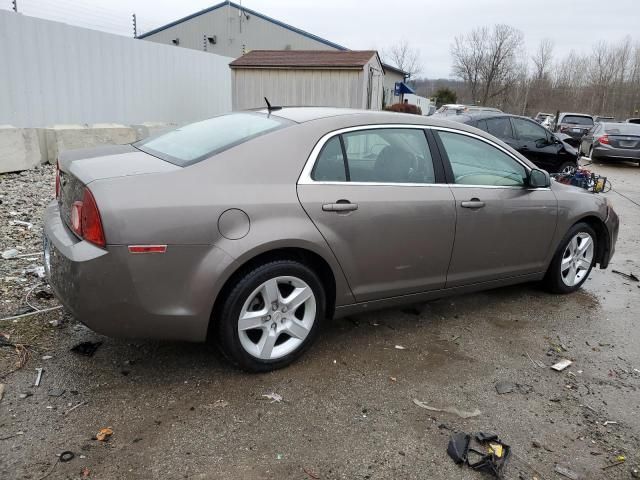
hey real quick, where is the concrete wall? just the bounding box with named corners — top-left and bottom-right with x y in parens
top-left (0, 126), bottom-right (41, 173)
top-left (139, 2), bottom-right (345, 59)
top-left (0, 10), bottom-right (233, 128)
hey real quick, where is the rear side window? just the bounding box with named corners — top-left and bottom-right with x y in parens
top-left (312, 137), bottom-right (346, 181)
top-left (437, 131), bottom-right (526, 187)
top-left (604, 124), bottom-right (640, 135)
top-left (512, 118), bottom-right (547, 142)
top-left (311, 128), bottom-right (436, 184)
top-left (135, 113), bottom-right (291, 166)
top-left (562, 115), bottom-right (593, 126)
top-left (485, 117), bottom-right (515, 139)
top-left (343, 128), bottom-right (435, 183)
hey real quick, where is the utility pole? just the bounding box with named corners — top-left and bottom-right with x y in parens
top-left (132, 13), bottom-right (137, 38)
top-left (12, 0), bottom-right (17, 12)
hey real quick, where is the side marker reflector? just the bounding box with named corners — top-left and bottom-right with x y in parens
top-left (128, 245), bottom-right (167, 254)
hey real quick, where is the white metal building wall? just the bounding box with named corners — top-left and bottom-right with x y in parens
top-left (0, 10), bottom-right (233, 128)
top-left (140, 4), bottom-right (342, 59)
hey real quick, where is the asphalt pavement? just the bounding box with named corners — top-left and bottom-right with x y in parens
top-left (1, 159), bottom-right (639, 479)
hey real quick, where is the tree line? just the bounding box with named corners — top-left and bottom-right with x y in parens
top-left (411, 25), bottom-right (640, 119)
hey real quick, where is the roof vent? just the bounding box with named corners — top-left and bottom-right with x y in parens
top-left (172, 38), bottom-right (180, 46)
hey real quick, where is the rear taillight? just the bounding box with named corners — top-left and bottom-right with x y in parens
top-left (81, 188), bottom-right (106, 247)
top-left (55, 162), bottom-right (60, 199)
top-left (69, 188), bottom-right (106, 247)
top-left (598, 134), bottom-right (610, 145)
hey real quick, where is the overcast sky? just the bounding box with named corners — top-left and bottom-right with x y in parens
top-left (5, 0), bottom-right (640, 77)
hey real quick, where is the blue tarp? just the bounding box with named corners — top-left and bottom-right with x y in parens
top-left (394, 82), bottom-right (415, 95)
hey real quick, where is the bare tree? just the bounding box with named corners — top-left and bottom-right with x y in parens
top-left (383, 40), bottom-right (422, 78)
top-left (450, 24), bottom-right (524, 105)
top-left (532, 39), bottom-right (554, 81)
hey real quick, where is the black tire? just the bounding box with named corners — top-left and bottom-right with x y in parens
top-left (215, 260), bottom-right (326, 372)
top-left (543, 222), bottom-right (597, 294)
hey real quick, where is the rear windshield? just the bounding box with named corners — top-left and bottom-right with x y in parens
top-left (562, 115), bottom-right (593, 126)
top-left (135, 113), bottom-right (291, 166)
top-left (604, 124), bottom-right (640, 135)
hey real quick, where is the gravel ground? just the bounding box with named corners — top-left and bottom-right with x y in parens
top-left (0, 159), bottom-right (639, 480)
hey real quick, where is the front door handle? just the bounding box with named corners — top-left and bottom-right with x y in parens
top-left (322, 201), bottom-right (358, 212)
top-left (461, 198), bottom-right (485, 209)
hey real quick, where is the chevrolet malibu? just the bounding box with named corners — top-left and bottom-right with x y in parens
top-left (44, 108), bottom-right (619, 372)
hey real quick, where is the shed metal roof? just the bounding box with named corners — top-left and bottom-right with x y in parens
top-left (229, 50), bottom-right (378, 69)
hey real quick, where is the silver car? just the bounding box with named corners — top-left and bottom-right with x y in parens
top-left (44, 108), bottom-right (619, 371)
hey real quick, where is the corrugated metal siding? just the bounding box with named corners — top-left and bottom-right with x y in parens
top-left (141, 5), bottom-right (341, 58)
top-left (232, 69), bottom-right (365, 110)
top-left (0, 10), bottom-right (232, 127)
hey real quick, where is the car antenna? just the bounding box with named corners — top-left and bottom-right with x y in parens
top-left (264, 97), bottom-right (282, 114)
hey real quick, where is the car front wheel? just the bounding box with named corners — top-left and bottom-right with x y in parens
top-left (543, 223), bottom-right (596, 294)
top-left (558, 162), bottom-right (577, 175)
top-left (216, 260), bottom-right (326, 372)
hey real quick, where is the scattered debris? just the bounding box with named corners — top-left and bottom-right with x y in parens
top-left (447, 432), bottom-right (510, 478)
top-left (1, 248), bottom-right (19, 260)
top-left (413, 399), bottom-right (481, 419)
top-left (0, 383), bottom-right (4, 402)
top-left (19, 392), bottom-right (33, 399)
top-left (81, 467), bottom-right (91, 478)
top-left (11, 220), bottom-right (34, 230)
top-left (394, 345), bottom-right (406, 350)
top-left (95, 427), bottom-right (113, 442)
top-left (59, 451), bottom-right (75, 462)
top-left (389, 376), bottom-right (397, 382)
top-left (34, 367), bottom-right (43, 387)
top-left (24, 265), bottom-right (45, 278)
top-left (276, 453), bottom-right (283, 460)
top-left (48, 389), bottom-right (65, 397)
top-left (611, 270), bottom-right (639, 282)
top-left (494, 381), bottom-right (532, 395)
top-left (631, 467), bottom-right (639, 478)
top-left (62, 401), bottom-right (87, 416)
top-left (554, 464), bottom-right (579, 479)
top-left (41, 355), bottom-right (53, 360)
top-left (602, 456), bottom-right (626, 470)
top-left (551, 359), bottom-right (573, 371)
top-left (303, 467), bottom-right (320, 479)
top-left (262, 392), bottom-right (283, 403)
top-left (71, 341), bottom-right (102, 357)
top-left (603, 421), bottom-right (617, 426)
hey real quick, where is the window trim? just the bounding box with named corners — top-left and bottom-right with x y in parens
top-left (511, 117), bottom-right (548, 143)
top-left (298, 124), bottom-right (542, 190)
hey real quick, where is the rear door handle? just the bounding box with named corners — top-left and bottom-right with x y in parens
top-left (322, 201), bottom-right (358, 212)
top-left (461, 199), bottom-right (485, 209)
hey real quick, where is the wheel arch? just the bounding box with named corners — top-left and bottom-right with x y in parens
top-left (206, 246), bottom-right (338, 341)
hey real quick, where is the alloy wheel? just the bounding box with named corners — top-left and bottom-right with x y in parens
top-left (560, 232), bottom-right (594, 287)
top-left (237, 276), bottom-right (316, 360)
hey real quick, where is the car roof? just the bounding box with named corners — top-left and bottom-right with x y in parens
top-left (559, 112), bottom-right (593, 119)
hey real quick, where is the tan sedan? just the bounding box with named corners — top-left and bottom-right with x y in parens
top-left (44, 108), bottom-right (619, 371)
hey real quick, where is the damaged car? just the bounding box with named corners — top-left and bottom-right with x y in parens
top-left (44, 108), bottom-right (619, 371)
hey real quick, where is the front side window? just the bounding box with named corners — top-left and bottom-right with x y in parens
top-left (437, 131), bottom-right (527, 187)
top-left (512, 118), bottom-right (547, 142)
top-left (135, 113), bottom-right (291, 166)
top-left (485, 117), bottom-right (515, 139)
top-left (342, 128), bottom-right (435, 183)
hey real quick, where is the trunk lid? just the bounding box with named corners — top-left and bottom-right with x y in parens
top-left (607, 135), bottom-right (640, 149)
top-left (57, 144), bottom-right (180, 232)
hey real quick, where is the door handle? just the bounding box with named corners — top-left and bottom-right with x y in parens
top-left (461, 199), bottom-right (485, 209)
top-left (322, 201), bottom-right (358, 212)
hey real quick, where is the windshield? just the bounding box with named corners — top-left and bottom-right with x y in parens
top-left (135, 113), bottom-right (292, 166)
top-left (562, 115), bottom-right (593, 126)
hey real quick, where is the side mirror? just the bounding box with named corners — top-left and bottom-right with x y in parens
top-left (528, 169), bottom-right (550, 188)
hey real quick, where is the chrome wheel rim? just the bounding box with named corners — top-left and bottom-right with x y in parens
top-left (238, 276), bottom-right (316, 360)
top-left (562, 164), bottom-right (576, 174)
top-left (560, 232), bottom-right (594, 287)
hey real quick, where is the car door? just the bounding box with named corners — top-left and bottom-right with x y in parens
top-left (297, 126), bottom-right (456, 302)
top-left (511, 117), bottom-right (562, 171)
top-left (484, 116), bottom-right (517, 146)
top-left (433, 129), bottom-right (557, 288)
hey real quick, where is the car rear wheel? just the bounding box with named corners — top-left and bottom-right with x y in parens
top-left (216, 260), bottom-right (326, 372)
top-left (543, 222), bottom-right (596, 294)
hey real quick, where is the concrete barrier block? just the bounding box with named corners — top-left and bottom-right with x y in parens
top-left (44, 123), bottom-right (137, 163)
top-left (0, 125), bottom-right (42, 173)
top-left (131, 122), bottom-right (177, 141)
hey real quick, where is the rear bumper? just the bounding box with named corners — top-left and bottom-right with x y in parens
top-left (43, 201), bottom-right (236, 342)
top-left (593, 146), bottom-right (640, 161)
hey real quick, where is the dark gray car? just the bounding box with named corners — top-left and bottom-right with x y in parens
top-left (43, 108), bottom-right (619, 371)
top-left (579, 122), bottom-right (640, 165)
